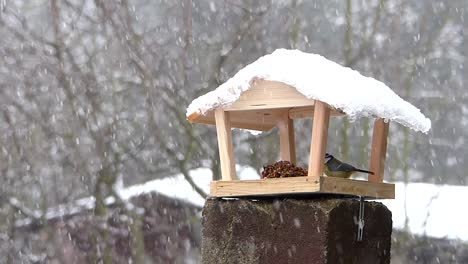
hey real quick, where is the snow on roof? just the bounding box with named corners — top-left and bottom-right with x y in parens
top-left (150, 167), bottom-right (468, 241)
top-left (199, 170), bottom-right (468, 241)
top-left (118, 166), bottom-right (259, 207)
top-left (187, 49), bottom-right (431, 133)
top-left (15, 166), bottom-right (258, 227)
top-left (19, 167), bottom-right (465, 241)
top-left (117, 167), bottom-right (468, 241)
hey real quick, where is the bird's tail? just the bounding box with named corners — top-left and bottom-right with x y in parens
top-left (354, 168), bottom-right (374, 175)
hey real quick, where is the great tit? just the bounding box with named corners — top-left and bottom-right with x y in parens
top-left (324, 153), bottom-right (374, 178)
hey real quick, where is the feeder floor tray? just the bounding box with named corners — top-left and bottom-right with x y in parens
top-left (210, 176), bottom-right (395, 199)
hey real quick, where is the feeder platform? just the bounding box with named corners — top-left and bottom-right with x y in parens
top-left (210, 176), bottom-right (395, 199)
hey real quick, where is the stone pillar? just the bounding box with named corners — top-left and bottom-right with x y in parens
top-left (202, 198), bottom-right (392, 264)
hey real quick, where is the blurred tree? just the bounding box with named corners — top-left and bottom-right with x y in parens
top-left (0, 0), bottom-right (465, 262)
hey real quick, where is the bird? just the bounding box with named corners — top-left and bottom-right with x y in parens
top-left (324, 153), bottom-right (374, 178)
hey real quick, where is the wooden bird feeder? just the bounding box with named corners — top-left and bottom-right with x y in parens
top-left (186, 49), bottom-right (431, 200)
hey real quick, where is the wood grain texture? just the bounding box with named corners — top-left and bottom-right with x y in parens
top-left (209, 176), bottom-right (395, 199)
top-left (187, 80), bottom-right (345, 130)
top-left (210, 177), bottom-right (320, 197)
top-left (277, 111), bottom-right (296, 164)
top-left (188, 109), bottom-right (283, 131)
top-left (224, 80), bottom-right (315, 111)
top-left (289, 106), bottom-right (344, 119)
top-left (320, 177), bottom-right (395, 199)
top-left (308, 101), bottom-right (330, 179)
top-left (369, 119), bottom-right (390, 183)
top-left (214, 109), bottom-right (237, 181)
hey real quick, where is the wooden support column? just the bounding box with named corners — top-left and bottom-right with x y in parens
top-left (308, 101), bottom-right (330, 179)
top-left (277, 112), bottom-right (296, 164)
top-left (369, 118), bottom-right (389, 183)
top-left (214, 109), bottom-right (237, 181)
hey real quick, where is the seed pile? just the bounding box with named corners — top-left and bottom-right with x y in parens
top-left (261, 161), bottom-right (308, 179)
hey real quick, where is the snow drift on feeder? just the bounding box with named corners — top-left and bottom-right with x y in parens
top-left (186, 49), bottom-right (431, 133)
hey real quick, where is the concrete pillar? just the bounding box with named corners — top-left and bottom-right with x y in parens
top-left (202, 197), bottom-right (392, 264)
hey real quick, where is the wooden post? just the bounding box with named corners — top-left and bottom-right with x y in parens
top-left (214, 109), bottom-right (237, 181)
top-left (308, 101), bottom-right (330, 179)
top-left (369, 118), bottom-right (389, 183)
top-left (277, 112), bottom-right (296, 164)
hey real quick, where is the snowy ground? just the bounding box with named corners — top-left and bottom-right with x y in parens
top-left (19, 166), bottom-right (467, 242)
top-left (124, 167), bottom-right (468, 241)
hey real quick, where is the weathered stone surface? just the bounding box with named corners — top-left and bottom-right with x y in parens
top-left (202, 197), bottom-right (392, 264)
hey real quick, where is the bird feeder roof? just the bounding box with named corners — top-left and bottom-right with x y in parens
top-left (187, 49), bottom-right (431, 133)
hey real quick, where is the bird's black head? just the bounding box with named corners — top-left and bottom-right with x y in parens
top-left (324, 153), bottom-right (333, 162)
